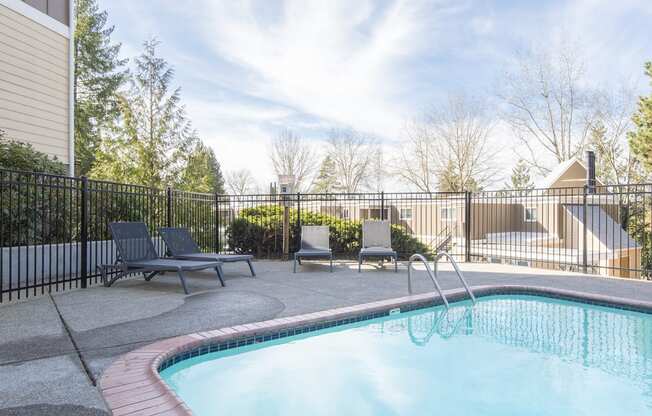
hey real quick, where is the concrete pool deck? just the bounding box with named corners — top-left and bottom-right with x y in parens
top-left (1, 260), bottom-right (652, 415)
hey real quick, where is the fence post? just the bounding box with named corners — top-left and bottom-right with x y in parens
top-left (380, 191), bottom-right (385, 220)
top-left (215, 193), bottom-right (220, 254)
top-left (166, 187), bottom-right (172, 227)
top-left (582, 185), bottom-right (588, 273)
top-left (296, 193), bottom-right (301, 252)
top-left (465, 191), bottom-right (471, 262)
top-left (80, 176), bottom-right (89, 289)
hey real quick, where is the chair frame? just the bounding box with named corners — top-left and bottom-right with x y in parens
top-left (358, 220), bottom-right (398, 273)
top-left (159, 227), bottom-right (256, 277)
top-left (293, 225), bottom-right (333, 273)
top-left (104, 222), bottom-right (225, 294)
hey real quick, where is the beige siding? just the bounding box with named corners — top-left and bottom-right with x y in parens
top-left (0, 4), bottom-right (70, 164)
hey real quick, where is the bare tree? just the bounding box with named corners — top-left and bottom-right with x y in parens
top-left (499, 42), bottom-right (597, 174)
top-left (430, 95), bottom-right (499, 191)
top-left (225, 169), bottom-right (258, 195)
top-left (392, 121), bottom-right (439, 192)
top-left (269, 129), bottom-right (316, 192)
top-left (393, 95), bottom-right (498, 192)
top-left (367, 146), bottom-right (386, 192)
top-left (326, 129), bottom-right (377, 193)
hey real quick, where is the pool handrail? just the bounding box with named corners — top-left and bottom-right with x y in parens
top-left (433, 252), bottom-right (476, 304)
top-left (407, 252), bottom-right (477, 307)
top-left (407, 253), bottom-right (449, 308)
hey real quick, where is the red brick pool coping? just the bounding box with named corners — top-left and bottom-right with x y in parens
top-left (97, 285), bottom-right (652, 416)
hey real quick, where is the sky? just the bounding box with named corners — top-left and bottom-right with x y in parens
top-left (100, 0), bottom-right (652, 190)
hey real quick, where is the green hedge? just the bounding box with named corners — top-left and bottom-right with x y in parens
top-left (226, 205), bottom-right (432, 259)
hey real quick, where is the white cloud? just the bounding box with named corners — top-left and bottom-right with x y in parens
top-left (103, 0), bottom-right (652, 190)
top-left (194, 0), bottom-right (442, 138)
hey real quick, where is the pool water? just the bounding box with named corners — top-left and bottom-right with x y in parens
top-left (161, 295), bottom-right (652, 415)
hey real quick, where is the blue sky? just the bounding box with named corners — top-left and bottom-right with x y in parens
top-left (101, 0), bottom-right (652, 188)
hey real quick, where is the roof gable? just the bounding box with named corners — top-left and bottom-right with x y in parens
top-left (535, 158), bottom-right (604, 189)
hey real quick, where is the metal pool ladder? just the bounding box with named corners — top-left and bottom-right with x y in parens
top-left (407, 253), bottom-right (476, 308)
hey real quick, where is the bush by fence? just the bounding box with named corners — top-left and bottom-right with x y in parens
top-left (226, 205), bottom-right (431, 258)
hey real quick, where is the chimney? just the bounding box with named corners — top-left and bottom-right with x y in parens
top-left (586, 150), bottom-right (596, 193)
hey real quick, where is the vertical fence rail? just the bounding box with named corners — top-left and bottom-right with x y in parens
top-left (296, 192), bottom-right (302, 252)
top-left (465, 191), bottom-right (471, 262)
top-left (583, 185), bottom-right (588, 274)
top-left (80, 176), bottom-right (88, 289)
top-left (1, 166), bottom-right (651, 303)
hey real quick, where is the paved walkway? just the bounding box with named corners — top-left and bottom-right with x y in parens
top-left (1, 260), bottom-right (652, 415)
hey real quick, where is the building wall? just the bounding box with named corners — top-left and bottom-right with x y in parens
top-left (22, 0), bottom-right (69, 25)
top-left (0, 1), bottom-right (71, 165)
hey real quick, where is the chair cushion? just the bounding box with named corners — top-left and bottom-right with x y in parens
top-left (360, 247), bottom-right (397, 256)
top-left (127, 258), bottom-right (222, 271)
top-left (296, 248), bottom-right (331, 257)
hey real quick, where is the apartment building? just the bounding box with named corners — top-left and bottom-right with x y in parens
top-left (0, 0), bottom-right (73, 173)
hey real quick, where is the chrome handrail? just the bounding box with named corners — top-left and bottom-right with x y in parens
top-left (408, 253), bottom-right (449, 308)
top-left (433, 252), bottom-right (476, 304)
top-left (407, 252), bottom-right (477, 308)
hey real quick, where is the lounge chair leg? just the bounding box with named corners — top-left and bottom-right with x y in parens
top-left (247, 259), bottom-right (256, 277)
top-left (104, 271), bottom-right (124, 287)
top-left (177, 269), bottom-right (190, 295)
top-left (144, 271), bottom-right (159, 281)
top-left (98, 265), bottom-right (107, 286)
top-left (215, 265), bottom-right (225, 287)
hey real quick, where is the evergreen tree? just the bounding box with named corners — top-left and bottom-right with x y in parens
top-left (177, 141), bottom-right (225, 194)
top-left (90, 38), bottom-right (195, 188)
top-left (629, 62), bottom-right (652, 173)
top-left (311, 155), bottom-right (339, 193)
top-left (438, 160), bottom-right (480, 192)
top-left (591, 121), bottom-right (645, 185)
top-left (74, 0), bottom-right (127, 176)
top-left (505, 159), bottom-right (534, 190)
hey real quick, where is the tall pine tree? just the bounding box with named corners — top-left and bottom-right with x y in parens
top-left (629, 62), bottom-right (652, 173)
top-left (177, 141), bottom-right (225, 194)
top-left (505, 159), bottom-right (534, 190)
top-left (74, 0), bottom-right (127, 176)
top-left (90, 38), bottom-right (195, 188)
top-left (311, 155), bottom-right (338, 193)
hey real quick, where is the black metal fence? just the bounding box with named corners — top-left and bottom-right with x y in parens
top-left (1, 168), bottom-right (651, 302)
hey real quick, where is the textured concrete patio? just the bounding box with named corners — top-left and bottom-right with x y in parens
top-left (1, 259), bottom-right (652, 415)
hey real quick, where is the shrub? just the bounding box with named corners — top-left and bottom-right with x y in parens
top-left (0, 130), bottom-right (67, 174)
top-left (226, 204), bottom-right (432, 259)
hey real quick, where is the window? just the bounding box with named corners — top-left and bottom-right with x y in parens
top-left (524, 207), bottom-right (538, 222)
top-left (400, 208), bottom-right (413, 220)
top-left (441, 207), bottom-right (456, 221)
top-left (342, 208), bottom-right (350, 219)
top-left (364, 208), bottom-right (389, 220)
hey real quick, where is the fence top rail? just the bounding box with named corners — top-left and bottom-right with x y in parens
top-left (2, 168), bottom-right (651, 197)
top-left (475, 183), bottom-right (652, 195)
top-left (0, 168), bottom-right (81, 182)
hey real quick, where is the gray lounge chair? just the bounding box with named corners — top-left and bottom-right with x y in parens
top-left (358, 220), bottom-right (398, 273)
top-left (159, 227), bottom-right (256, 277)
top-left (103, 222), bottom-right (225, 294)
top-left (294, 225), bottom-right (333, 273)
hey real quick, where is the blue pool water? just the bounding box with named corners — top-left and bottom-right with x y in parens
top-left (161, 295), bottom-right (652, 415)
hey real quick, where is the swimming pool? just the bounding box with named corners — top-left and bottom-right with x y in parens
top-left (160, 295), bottom-right (652, 415)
